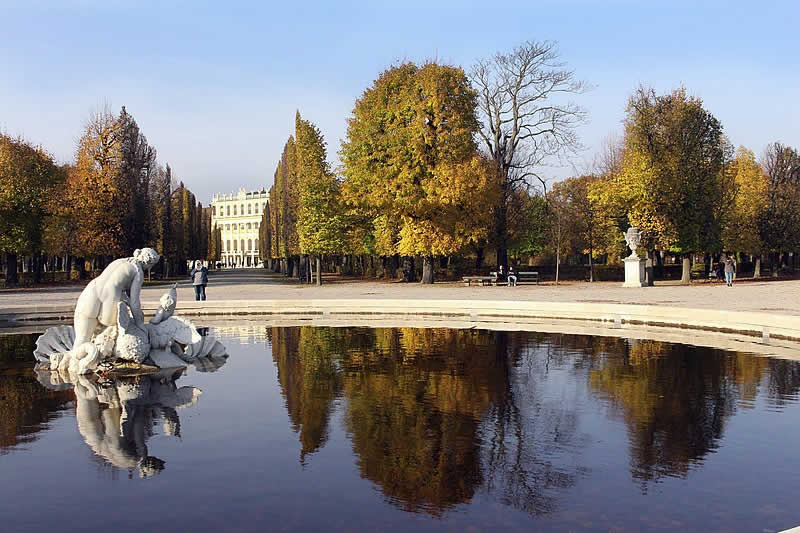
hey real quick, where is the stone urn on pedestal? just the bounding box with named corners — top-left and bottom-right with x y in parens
top-left (622, 226), bottom-right (647, 287)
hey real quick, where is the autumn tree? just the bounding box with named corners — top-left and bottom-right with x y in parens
top-left (594, 87), bottom-right (728, 284)
top-left (258, 200), bottom-right (271, 264)
top-left (506, 190), bottom-right (548, 264)
top-left (148, 164), bottom-right (173, 276)
top-left (758, 142), bottom-right (800, 274)
top-left (295, 112), bottom-right (345, 285)
top-left (471, 40), bottom-right (588, 269)
top-left (341, 62), bottom-right (500, 283)
top-left (721, 147), bottom-right (769, 275)
top-left (118, 106), bottom-right (156, 252)
top-left (543, 185), bottom-right (576, 285)
top-left (553, 175), bottom-right (617, 281)
top-left (0, 135), bottom-right (63, 285)
top-left (268, 138), bottom-right (299, 274)
top-left (68, 107), bottom-right (128, 261)
top-left (42, 164), bottom-right (79, 275)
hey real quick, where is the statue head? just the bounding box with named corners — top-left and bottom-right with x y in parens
top-left (133, 248), bottom-right (160, 270)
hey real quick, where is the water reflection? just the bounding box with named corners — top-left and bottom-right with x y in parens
top-left (0, 334), bottom-right (74, 453)
top-left (270, 327), bottom-right (584, 516)
top-left (576, 338), bottom-right (800, 490)
top-left (269, 326), bottom-right (800, 516)
top-left (35, 368), bottom-right (206, 477)
top-left (4, 325), bottom-right (800, 530)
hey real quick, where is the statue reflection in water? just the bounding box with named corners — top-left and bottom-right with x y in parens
top-left (36, 354), bottom-right (227, 478)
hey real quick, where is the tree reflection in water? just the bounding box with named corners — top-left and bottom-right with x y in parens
top-left (0, 334), bottom-right (74, 453)
top-left (270, 326), bottom-right (800, 517)
top-left (269, 326), bottom-right (585, 516)
top-left (570, 336), bottom-right (800, 491)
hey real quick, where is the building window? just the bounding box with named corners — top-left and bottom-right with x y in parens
top-left (212, 206), bottom-right (216, 216)
top-left (240, 204), bottom-right (244, 215)
top-left (241, 240), bottom-right (245, 252)
top-left (248, 239), bottom-right (252, 251)
top-left (233, 205), bottom-right (237, 216)
top-left (246, 223), bottom-right (251, 230)
top-left (226, 240), bottom-right (231, 251)
top-left (233, 240), bottom-right (237, 251)
top-left (248, 204), bottom-right (252, 214)
top-left (227, 206), bottom-right (230, 216)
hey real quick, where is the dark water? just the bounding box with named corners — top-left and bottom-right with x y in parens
top-left (2, 326), bottom-right (800, 532)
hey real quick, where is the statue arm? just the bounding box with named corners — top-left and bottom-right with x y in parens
top-left (129, 267), bottom-right (145, 326)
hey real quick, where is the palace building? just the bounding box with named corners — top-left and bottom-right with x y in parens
top-left (211, 188), bottom-right (268, 268)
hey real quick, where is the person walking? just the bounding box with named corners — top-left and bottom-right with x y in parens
top-left (190, 260), bottom-right (209, 300)
top-left (724, 256), bottom-right (736, 287)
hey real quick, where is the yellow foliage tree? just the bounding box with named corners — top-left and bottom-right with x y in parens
top-left (721, 147), bottom-right (768, 275)
top-left (341, 62), bottom-right (501, 283)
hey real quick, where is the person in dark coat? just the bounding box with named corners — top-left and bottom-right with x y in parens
top-left (190, 260), bottom-right (209, 301)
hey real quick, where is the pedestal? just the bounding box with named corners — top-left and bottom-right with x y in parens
top-left (623, 257), bottom-right (647, 287)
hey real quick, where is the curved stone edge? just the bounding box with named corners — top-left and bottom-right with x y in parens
top-left (3, 299), bottom-right (798, 342)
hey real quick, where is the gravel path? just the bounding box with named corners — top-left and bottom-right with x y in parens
top-left (1, 269), bottom-right (798, 316)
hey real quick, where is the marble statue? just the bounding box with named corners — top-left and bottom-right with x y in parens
top-left (624, 226), bottom-right (642, 260)
top-left (36, 366), bottom-right (224, 477)
top-left (33, 248), bottom-right (227, 375)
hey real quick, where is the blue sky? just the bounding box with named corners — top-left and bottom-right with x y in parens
top-left (1, 0), bottom-right (798, 203)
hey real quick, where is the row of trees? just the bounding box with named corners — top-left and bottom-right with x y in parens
top-left (0, 106), bottom-right (221, 285)
top-left (263, 41), bottom-right (587, 284)
top-left (260, 41), bottom-right (799, 284)
top-left (551, 87), bottom-right (800, 283)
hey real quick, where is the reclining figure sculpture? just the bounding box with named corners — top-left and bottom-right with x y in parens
top-left (33, 248), bottom-right (227, 374)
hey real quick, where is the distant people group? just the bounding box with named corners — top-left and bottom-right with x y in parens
top-left (713, 255), bottom-right (736, 286)
top-left (190, 260), bottom-right (209, 301)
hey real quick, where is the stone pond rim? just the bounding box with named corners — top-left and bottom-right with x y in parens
top-left (2, 298), bottom-right (798, 345)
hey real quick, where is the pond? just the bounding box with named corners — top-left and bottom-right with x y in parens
top-left (1, 325), bottom-right (799, 532)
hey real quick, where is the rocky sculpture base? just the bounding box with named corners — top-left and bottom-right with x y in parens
top-left (34, 284), bottom-right (228, 375)
top-left (623, 257), bottom-right (647, 287)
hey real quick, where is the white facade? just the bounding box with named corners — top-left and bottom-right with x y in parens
top-left (211, 188), bottom-right (267, 268)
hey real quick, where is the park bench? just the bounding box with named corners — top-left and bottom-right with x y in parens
top-left (487, 270), bottom-right (539, 286)
top-left (462, 275), bottom-right (494, 286)
top-left (517, 271), bottom-right (539, 284)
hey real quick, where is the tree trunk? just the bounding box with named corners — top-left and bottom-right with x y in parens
top-left (754, 256), bottom-right (761, 278)
top-left (588, 248), bottom-right (594, 282)
top-left (680, 255), bottom-right (691, 285)
top-left (493, 204), bottom-right (508, 270)
top-left (475, 247), bottom-right (484, 270)
top-left (76, 257), bottom-right (87, 280)
top-left (33, 253), bottom-right (43, 284)
top-left (315, 256), bottom-right (321, 286)
top-left (4, 253), bottom-right (19, 286)
top-left (555, 249), bottom-right (560, 286)
top-left (421, 256), bottom-right (435, 284)
top-left (402, 256), bottom-right (416, 282)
